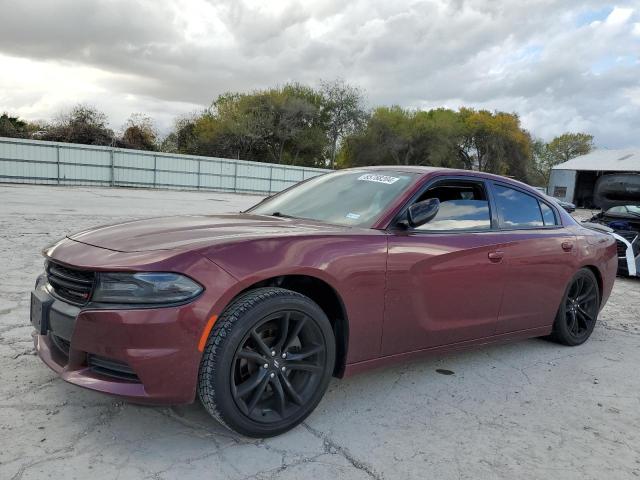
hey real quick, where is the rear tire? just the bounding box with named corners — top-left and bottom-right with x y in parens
top-left (197, 287), bottom-right (335, 437)
top-left (549, 268), bottom-right (600, 346)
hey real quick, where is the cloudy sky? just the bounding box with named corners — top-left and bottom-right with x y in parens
top-left (0, 0), bottom-right (639, 147)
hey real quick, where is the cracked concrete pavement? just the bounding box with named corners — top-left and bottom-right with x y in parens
top-left (1, 184), bottom-right (639, 479)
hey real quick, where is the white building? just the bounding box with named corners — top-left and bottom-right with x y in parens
top-left (548, 148), bottom-right (640, 208)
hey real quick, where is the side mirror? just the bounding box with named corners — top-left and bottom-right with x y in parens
top-left (406, 198), bottom-right (440, 228)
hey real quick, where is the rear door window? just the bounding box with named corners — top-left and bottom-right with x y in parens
top-left (493, 184), bottom-right (544, 228)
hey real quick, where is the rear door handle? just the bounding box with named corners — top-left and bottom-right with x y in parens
top-left (561, 241), bottom-right (574, 252)
top-left (488, 250), bottom-right (504, 262)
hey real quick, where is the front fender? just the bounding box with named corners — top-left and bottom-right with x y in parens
top-left (198, 234), bottom-right (389, 364)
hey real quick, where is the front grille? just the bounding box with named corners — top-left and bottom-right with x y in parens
top-left (46, 261), bottom-right (95, 305)
top-left (87, 354), bottom-right (140, 382)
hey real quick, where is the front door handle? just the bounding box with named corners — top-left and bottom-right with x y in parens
top-left (561, 241), bottom-right (574, 252)
top-left (488, 250), bottom-right (504, 262)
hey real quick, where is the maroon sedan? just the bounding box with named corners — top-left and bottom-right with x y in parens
top-left (30, 167), bottom-right (617, 436)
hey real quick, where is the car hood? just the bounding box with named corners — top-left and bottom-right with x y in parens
top-left (68, 214), bottom-right (346, 252)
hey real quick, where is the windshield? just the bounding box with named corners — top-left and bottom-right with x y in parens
top-left (249, 170), bottom-right (418, 227)
top-left (607, 205), bottom-right (640, 216)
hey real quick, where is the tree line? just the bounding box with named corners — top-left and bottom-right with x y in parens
top-left (0, 79), bottom-right (593, 185)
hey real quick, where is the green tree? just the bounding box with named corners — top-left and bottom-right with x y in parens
top-left (339, 106), bottom-right (465, 168)
top-left (546, 132), bottom-right (594, 165)
top-left (42, 105), bottom-right (114, 146)
top-left (532, 133), bottom-right (594, 184)
top-left (165, 84), bottom-right (330, 167)
top-left (320, 79), bottom-right (368, 168)
top-left (458, 108), bottom-right (533, 180)
top-left (0, 113), bottom-right (29, 138)
top-left (340, 107), bottom-right (534, 181)
top-left (119, 114), bottom-right (158, 151)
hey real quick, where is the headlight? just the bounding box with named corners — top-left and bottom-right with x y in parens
top-left (92, 272), bottom-right (203, 304)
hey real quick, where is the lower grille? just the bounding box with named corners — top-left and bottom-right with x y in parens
top-left (50, 334), bottom-right (70, 357)
top-left (46, 261), bottom-right (95, 305)
top-left (87, 354), bottom-right (140, 382)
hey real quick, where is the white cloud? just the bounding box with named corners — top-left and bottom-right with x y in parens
top-left (0, 0), bottom-right (638, 147)
top-left (605, 6), bottom-right (634, 25)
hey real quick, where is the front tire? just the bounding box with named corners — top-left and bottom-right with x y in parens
top-left (549, 268), bottom-right (600, 346)
top-left (198, 287), bottom-right (335, 437)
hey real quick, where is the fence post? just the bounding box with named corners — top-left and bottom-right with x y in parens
top-left (110, 148), bottom-right (114, 186)
top-left (233, 161), bottom-right (238, 193)
top-left (268, 165), bottom-right (273, 194)
top-left (197, 159), bottom-right (201, 190)
top-left (56, 145), bottom-right (60, 184)
top-left (153, 155), bottom-right (157, 188)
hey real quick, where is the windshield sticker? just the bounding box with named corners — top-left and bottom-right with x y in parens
top-left (346, 212), bottom-right (361, 220)
top-left (358, 174), bottom-right (399, 185)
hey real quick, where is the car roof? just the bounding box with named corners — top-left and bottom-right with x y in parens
top-left (344, 165), bottom-right (554, 202)
top-left (351, 165), bottom-right (451, 174)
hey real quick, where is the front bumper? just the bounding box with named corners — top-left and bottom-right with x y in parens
top-left (31, 276), bottom-right (213, 405)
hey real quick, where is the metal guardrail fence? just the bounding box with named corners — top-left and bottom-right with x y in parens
top-left (0, 137), bottom-right (329, 195)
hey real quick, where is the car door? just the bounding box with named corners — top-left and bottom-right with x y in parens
top-left (489, 182), bottom-right (578, 334)
top-left (381, 177), bottom-right (507, 356)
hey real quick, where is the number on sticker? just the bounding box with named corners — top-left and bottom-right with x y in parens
top-left (357, 174), bottom-right (399, 185)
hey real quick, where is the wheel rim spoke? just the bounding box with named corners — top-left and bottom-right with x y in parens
top-left (237, 370), bottom-right (267, 398)
top-left (284, 316), bottom-right (307, 352)
top-left (270, 375), bottom-right (286, 417)
top-left (286, 344), bottom-right (324, 361)
top-left (246, 374), bottom-right (270, 414)
top-left (273, 312), bottom-right (290, 352)
top-left (251, 329), bottom-right (272, 357)
top-left (280, 373), bottom-right (304, 405)
top-left (286, 361), bottom-right (322, 373)
top-left (577, 305), bottom-right (594, 323)
top-left (576, 311), bottom-right (588, 329)
top-left (577, 283), bottom-right (594, 303)
top-left (237, 349), bottom-right (266, 364)
top-left (567, 309), bottom-right (578, 333)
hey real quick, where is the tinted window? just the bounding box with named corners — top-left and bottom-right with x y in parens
top-left (494, 185), bottom-right (543, 228)
top-left (539, 201), bottom-right (558, 226)
top-left (415, 181), bottom-right (491, 231)
top-left (250, 170), bottom-right (417, 227)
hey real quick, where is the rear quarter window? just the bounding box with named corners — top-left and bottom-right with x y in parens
top-left (539, 201), bottom-right (558, 226)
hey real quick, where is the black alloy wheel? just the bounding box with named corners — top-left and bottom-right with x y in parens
top-left (550, 269), bottom-right (600, 346)
top-left (198, 287), bottom-right (335, 437)
top-left (231, 310), bottom-right (326, 423)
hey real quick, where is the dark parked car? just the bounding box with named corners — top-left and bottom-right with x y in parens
top-left (554, 197), bottom-right (576, 213)
top-left (31, 167), bottom-right (617, 437)
top-left (586, 204), bottom-right (640, 277)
